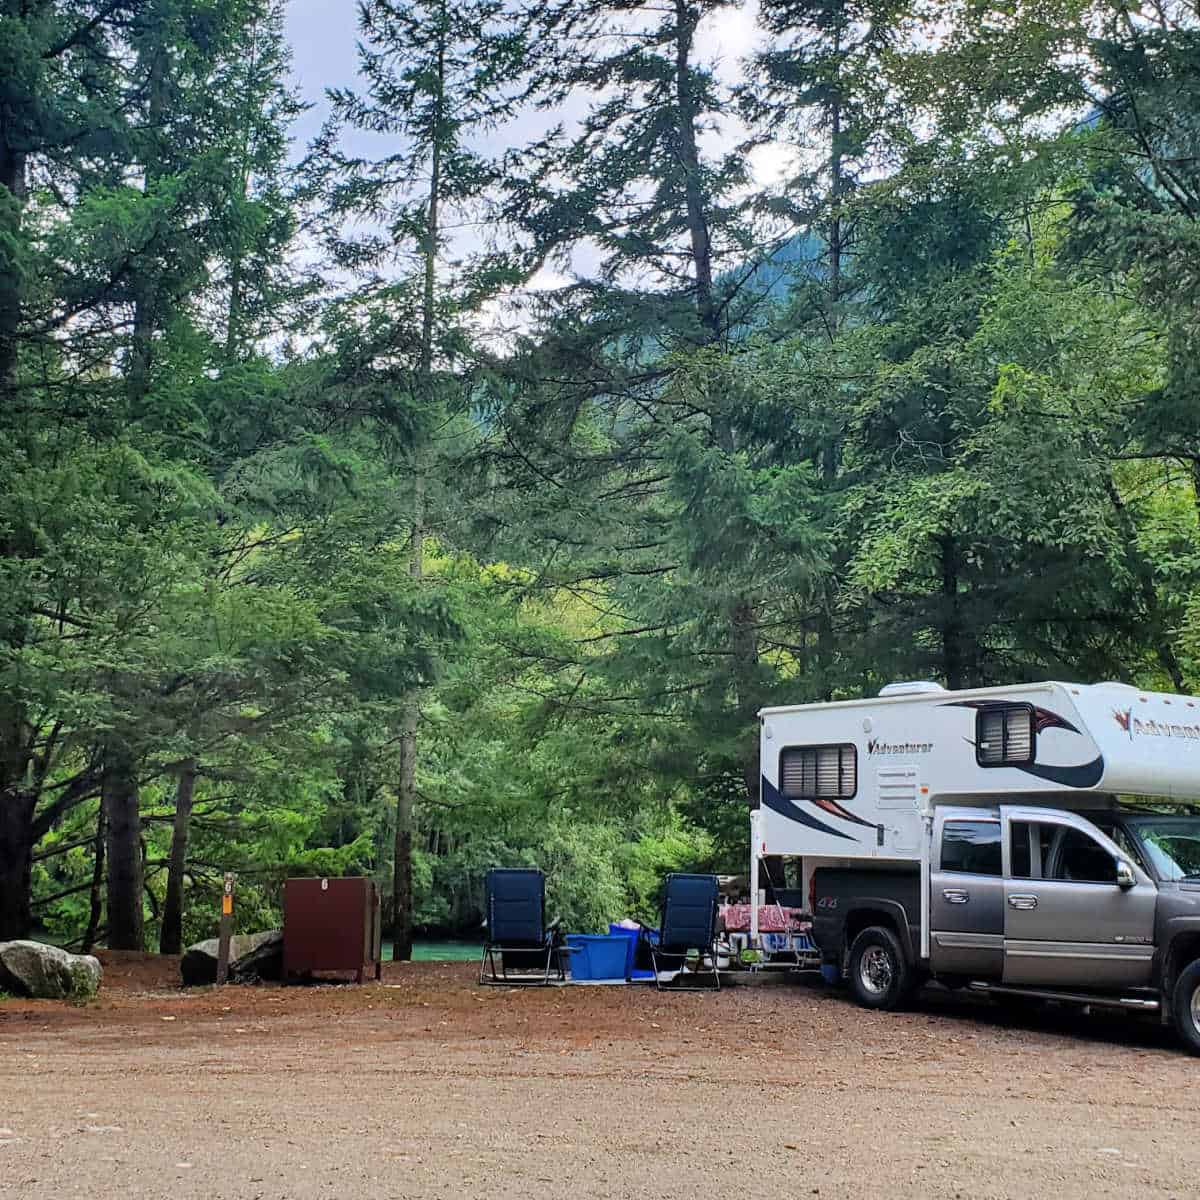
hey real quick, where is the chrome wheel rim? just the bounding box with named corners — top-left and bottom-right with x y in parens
top-left (859, 945), bottom-right (893, 997)
top-left (1190, 983), bottom-right (1200, 1030)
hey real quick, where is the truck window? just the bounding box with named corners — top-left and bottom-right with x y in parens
top-left (1050, 828), bottom-right (1118, 884)
top-left (941, 821), bottom-right (1002, 875)
top-left (1010, 821), bottom-right (1035, 878)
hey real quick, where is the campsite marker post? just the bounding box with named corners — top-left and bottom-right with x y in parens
top-left (216, 872), bottom-right (234, 985)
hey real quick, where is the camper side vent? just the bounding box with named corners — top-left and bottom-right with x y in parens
top-left (976, 705), bottom-right (1035, 766)
top-left (780, 745), bottom-right (857, 800)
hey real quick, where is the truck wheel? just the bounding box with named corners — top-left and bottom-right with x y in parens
top-left (1171, 960), bottom-right (1200, 1055)
top-left (848, 925), bottom-right (912, 1011)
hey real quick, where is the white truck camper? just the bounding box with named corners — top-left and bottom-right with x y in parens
top-left (752, 680), bottom-right (1200, 1051)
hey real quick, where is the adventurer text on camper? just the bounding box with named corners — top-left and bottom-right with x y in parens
top-left (1113, 709), bottom-right (1200, 742)
top-left (867, 738), bottom-right (933, 755)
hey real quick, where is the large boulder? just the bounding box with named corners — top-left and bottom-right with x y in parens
top-left (0, 941), bottom-right (102, 1001)
top-left (180, 929), bottom-right (282, 987)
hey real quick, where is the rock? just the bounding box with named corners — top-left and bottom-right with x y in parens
top-left (180, 929), bottom-right (282, 987)
top-left (232, 929), bottom-right (283, 983)
top-left (0, 941), bottom-right (102, 1001)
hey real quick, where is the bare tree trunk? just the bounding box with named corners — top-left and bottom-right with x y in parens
top-left (103, 741), bottom-right (144, 951)
top-left (158, 761), bottom-right (196, 955)
top-left (82, 805), bottom-right (106, 954)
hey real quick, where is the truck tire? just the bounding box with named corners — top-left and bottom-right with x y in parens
top-left (1171, 959), bottom-right (1200, 1055)
top-left (848, 925), bottom-right (913, 1011)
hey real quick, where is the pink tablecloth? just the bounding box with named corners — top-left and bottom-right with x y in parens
top-left (719, 904), bottom-right (808, 933)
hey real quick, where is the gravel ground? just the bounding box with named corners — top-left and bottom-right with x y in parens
top-left (2, 952), bottom-right (1198, 1199)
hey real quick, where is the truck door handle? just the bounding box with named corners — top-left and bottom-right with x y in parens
top-left (1008, 894), bottom-right (1038, 910)
top-left (942, 889), bottom-right (969, 904)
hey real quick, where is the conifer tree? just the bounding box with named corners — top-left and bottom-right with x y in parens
top-left (741, 0), bottom-right (909, 324)
top-left (315, 0), bottom-right (529, 959)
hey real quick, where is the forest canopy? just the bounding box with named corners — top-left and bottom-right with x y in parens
top-left (1, 0), bottom-right (1197, 952)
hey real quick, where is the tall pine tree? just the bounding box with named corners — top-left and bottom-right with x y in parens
top-left (314, 0), bottom-right (529, 959)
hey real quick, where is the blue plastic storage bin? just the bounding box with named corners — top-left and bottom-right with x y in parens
top-left (607, 924), bottom-right (656, 981)
top-left (566, 933), bottom-right (629, 981)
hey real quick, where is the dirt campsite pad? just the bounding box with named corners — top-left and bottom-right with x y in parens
top-left (2, 952), bottom-right (1198, 1200)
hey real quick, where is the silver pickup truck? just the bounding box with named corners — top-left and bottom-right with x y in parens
top-left (811, 804), bottom-right (1200, 1053)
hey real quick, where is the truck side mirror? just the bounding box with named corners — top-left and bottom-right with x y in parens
top-left (1115, 859), bottom-right (1136, 889)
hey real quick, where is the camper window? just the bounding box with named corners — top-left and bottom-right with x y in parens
top-left (940, 820), bottom-right (1002, 876)
top-left (780, 744), bottom-right (857, 800)
top-left (976, 704), bottom-right (1035, 767)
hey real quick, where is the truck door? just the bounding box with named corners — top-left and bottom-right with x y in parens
top-left (929, 813), bottom-right (1005, 979)
top-left (1001, 810), bottom-right (1156, 989)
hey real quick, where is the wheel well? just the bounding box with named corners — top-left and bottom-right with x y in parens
top-left (1165, 933), bottom-right (1200, 999)
top-left (844, 909), bottom-right (902, 959)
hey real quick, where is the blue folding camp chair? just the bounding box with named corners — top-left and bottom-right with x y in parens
top-left (479, 868), bottom-right (563, 986)
top-left (640, 873), bottom-right (720, 991)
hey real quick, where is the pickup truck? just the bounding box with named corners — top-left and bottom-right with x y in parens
top-left (811, 804), bottom-right (1200, 1052)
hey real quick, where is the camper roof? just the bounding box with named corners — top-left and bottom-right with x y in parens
top-left (759, 680), bottom-right (1057, 718)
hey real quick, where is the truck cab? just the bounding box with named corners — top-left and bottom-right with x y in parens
top-left (929, 805), bottom-right (1158, 990)
top-left (814, 803), bottom-right (1200, 1051)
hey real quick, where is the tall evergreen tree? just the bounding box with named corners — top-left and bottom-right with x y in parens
top-left (314, 0), bottom-right (529, 959)
top-left (1, 0), bottom-right (147, 940)
top-left (742, 0), bottom-right (910, 324)
top-left (479, 0), bottom-right (828, 806)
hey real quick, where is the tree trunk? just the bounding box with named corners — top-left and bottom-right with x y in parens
top-left (82, 805), bottom-right (106, 954)
top-left (940, 535), bottom-right (965, 690)
top-left (0, 690), bottom-right (35, 940)
top-left (393, 454), bottom-right (426, 964)
top-left (672, 0), bottom-right (718, 346)
top-left (126, 49), bottom-right (166, 410)
top-left (828, 18), bottom-right (844, 329)
top-left (1191, 455), bottom-right (1200, 528)
top-left (0, 42), bottom-right (33, 939)
top-left (103, 741), bottom-right (144, 951)
top-left (393, 5), bottom-right (444, 963)
top-left (731, 598), bottom-right (763, 803)
top-left (0, 788), bottom-right (35, 941)
top-left (393, 700), bottom-right (417, 962)
top-left (0, 151), bottom-right (24, 408)
top-left (158, 761), bottom-right (196, 955)
top-left (0, 127), bottom-right (26, 408)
